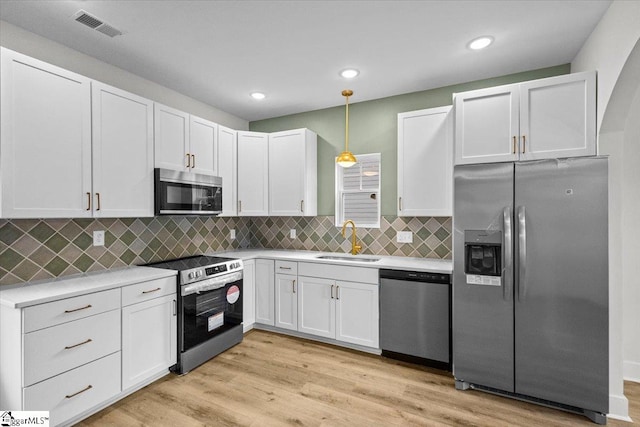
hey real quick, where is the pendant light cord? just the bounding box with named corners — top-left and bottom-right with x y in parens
top-left (345, 92), bottom-right (350, 151)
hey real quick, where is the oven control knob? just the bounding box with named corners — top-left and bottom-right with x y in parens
top-left (188, 272), bottom-right (195, 280)
top-left (197, 271), bottom-right (203, 278)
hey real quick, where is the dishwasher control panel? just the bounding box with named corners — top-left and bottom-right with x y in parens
top-left (379, 269), bottom-right (450, 284)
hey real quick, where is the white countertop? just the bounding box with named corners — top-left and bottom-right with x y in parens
top-left (212, 249), bottom-right (452, 274)
top-left (0, 250), bottom-right (451, 309)
top-left (0, 266), bottom-right (177, 309)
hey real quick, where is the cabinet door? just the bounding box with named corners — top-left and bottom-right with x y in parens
top-left (92, 82), bottom-right (154, 218)
top-left (122, 294), bottom-right (177, 390)
top-left (189, 115), bottom-right (218, 176)
top-left (268, 129), bottom-right (317, 216)
top-left (218, 125), bottom-right (238, 216)
top-left (0, 47), bottom-right (92, 218)
top-left (237, 131), bottom-right (269, 216)
top-left (242, 259), bottom-right (256, 331)
top-left (255, 259), bottom-right (275, 325)
top-left (335, 280), bottom-right (379, 348)
top-left (154, 103), bottom-right (189, 171)
top-left (398, 106), bottom-right (452, 217)
top-left (297, 276), bottom-right (335, 339)
top-left (275, 273), bottom-right (298, 331)
top-left (519, 71), bottom-right (596, 161)
top-left (454, 84), bottom-right (520, 165)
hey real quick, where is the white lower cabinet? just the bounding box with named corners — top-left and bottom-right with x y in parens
top-left (275, 273), bottom-right (298, 331)
top-left (23, 352), bottom-right (121, 427)
top-left (0, 272), bottom-right (178, 427)
top-left (121, 292), bottom-right (177, 390)
top-left (334, 280), bottom-right (379, 348)
top-left (255, 259), bottom-right (275, 325)
top-left (297, 276), bottom-right (379, 348)
top-left (242, 259), bottom-right (256, 331)
top-left (297, 276), bottom-right (335, 339)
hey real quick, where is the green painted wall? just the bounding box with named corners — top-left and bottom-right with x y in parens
top-left (250, 64), bottom-right (571, 216)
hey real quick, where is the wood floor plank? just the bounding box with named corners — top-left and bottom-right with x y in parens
top-left (79, 330), bottom-right (640, 426)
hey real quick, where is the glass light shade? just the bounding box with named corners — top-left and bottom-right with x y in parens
top-left (336, 150), bottom-right (357, 168)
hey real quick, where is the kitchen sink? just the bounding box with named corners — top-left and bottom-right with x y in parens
top-left (316, 255), bottom-right (380, 263)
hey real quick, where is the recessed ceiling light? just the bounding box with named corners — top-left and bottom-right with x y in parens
top-left (250, 92), bottom-right (266, 100)
top-left (340, 69), bottom-right (360, 79)
top-left (468, 36), bottom-right (494, 50)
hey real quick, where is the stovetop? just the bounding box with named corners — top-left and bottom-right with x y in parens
top-left (146, 255), bottom-right (236, 271)
top-left (145, 255), bottom-right (243, 285)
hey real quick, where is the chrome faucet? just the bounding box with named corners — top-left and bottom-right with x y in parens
top-left (341, 219), bottom-right (362, 255)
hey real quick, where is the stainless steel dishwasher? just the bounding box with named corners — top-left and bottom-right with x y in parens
top-left (379, 269), bottom-right (451, 370)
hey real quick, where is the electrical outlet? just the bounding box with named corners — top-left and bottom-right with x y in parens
top-left (93, 230), bottom-right (105, 246)
top-left (396, 231), bottom-right (413, 243)
top-left (230, 229), bottom-right (236, 240)
top-left (290, 229), bottom-right (297, 239)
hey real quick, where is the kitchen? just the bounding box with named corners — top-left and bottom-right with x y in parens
top-left (0, 1), bottom-right (639, 426)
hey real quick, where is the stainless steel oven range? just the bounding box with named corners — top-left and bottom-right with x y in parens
top-left (146, 255), bottom-right (243, 374)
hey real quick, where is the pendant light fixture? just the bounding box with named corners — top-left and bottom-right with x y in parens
top-left (336, 89), bottom-right (357, 168)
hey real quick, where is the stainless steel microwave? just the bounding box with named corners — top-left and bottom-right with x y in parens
top-left (154, 168), bottom-right (222, 215)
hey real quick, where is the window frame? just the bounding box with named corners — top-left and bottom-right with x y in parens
top-left (334, 152), bottom-right (381, 228)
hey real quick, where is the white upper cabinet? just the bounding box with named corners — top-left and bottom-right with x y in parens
top-left (237, 131), bottom-right (269, 216)
top-left (519, 72), bottom-right (596, 161)
top-left (268, 129), bottom-right (317, 216)
top-left (0, 48), bottom-right (154, 218)
top-left (397, 106), bottom-right (453, 217)
top-left (454, 71), bottom-right (596, 165)
top-left (217, 125), bottom-right (238, 217)
top-left (154, 103), bottom-right (189, 171)
top-left (189, 115), bottom-right (218, 176)
top-left (1, 47), bottom-right (92, 218)
top-left (454, 84), bottom-right (519, 165)
top-left (92, 82), bottom-right (154, 218)
top-left (155, 104), bottom-right (218, 176)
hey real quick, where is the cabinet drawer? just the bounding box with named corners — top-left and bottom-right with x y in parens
top-left (24, 352), bottom-right (121, 427)
top-left (122, 276), bottom-right (176, 307)
top-left (24, 309), bottom-right (121, 386)
top-left (275, 260), bottom-right (298, 275)
top-left (298, 262), bottom-right (378, 284)
top-left (23, 288), bottom-right (120, 333)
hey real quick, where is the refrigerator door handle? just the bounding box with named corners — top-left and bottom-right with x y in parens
top-left (517, 205), bottom-right (527, 301)
top-left (502, 206), bottom-right (513, 301)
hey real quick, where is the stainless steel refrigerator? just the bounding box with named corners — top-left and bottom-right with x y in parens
top-left (452, 157), bottom-right (608, 424)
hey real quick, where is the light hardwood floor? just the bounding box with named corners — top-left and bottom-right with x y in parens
top-left (80, 330), bottom-right (639, 426)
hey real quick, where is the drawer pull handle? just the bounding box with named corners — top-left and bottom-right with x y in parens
top-left (336, 285), bottom-right (340, 300)
top-left (65, 384), bottom-right (93, 399)
top-left (142, 287), bottom-right (161, 294)
top-left (64, 304), bottom-right (92, 313)
top-left (279, 266), bottom-right (292, 270)
top-left (64, 338), bottom-right (93, 350)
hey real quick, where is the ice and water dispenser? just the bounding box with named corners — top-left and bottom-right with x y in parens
top-left (464, 230), bottom-right (502, 286)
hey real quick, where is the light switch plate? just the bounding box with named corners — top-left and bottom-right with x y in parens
top-left (396, 231), bottom-right (413, 243)
top-left (290, 229), bottom-right (297, 239)
top-left (93, 230), bottom-right (105, 246)
top-left (230, 229), bottom-right (236, 240)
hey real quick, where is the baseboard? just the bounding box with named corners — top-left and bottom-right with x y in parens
top-left (623, 360), bottom-right (640, 382)
top-left (608, 393), bottom-right (632, 422)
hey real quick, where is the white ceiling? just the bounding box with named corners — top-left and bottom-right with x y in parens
top-left (0, 0), bottom-right (611, 122)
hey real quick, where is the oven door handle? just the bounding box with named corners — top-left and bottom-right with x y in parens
top-left (181, 271), bottom-right (243, 296)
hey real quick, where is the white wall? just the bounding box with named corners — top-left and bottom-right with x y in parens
top-left (572, 0), bottom-right (640, 133)
top-left (621, 82), bottom-right (640, 383)
top-left (0, 20), bottom-right (249, 130)
top-left (572, 0), bottom-right (640, 421)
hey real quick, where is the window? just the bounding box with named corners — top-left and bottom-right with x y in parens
top-left (335, 153), bottom-right (381, 228)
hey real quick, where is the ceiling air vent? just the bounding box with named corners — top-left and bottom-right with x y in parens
top-left (73, 10), bottom-right (123, 38)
